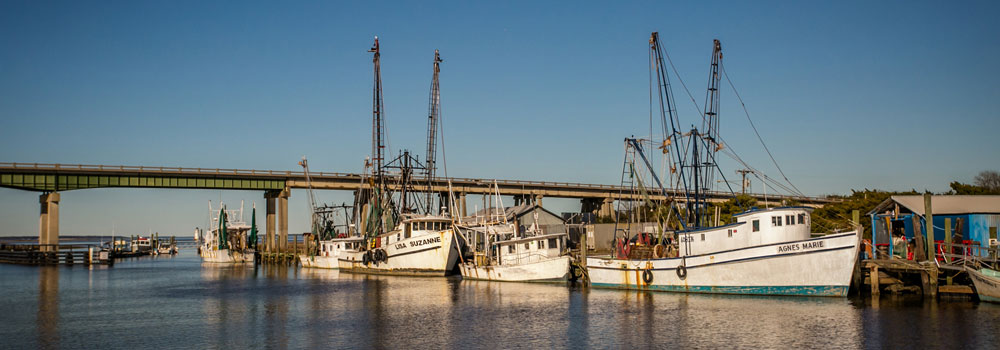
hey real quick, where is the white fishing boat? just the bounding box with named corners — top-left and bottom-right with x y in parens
top-left (587, 207), bottom-right (859, 296)
top-left (339, 215), bottom-right (460, 276)
top-left (457, 184), bottom-right (572, 283)
top-left (966, 266), bottom-right (1000, 303)
top-left (460, 225), bottom-right (570, 282)
top-left (199, 201), bottom-right (257, 264)
top-left (586, 33), bottom-right (860, 296)
top-left (300, 236), bottom-right (365, 269)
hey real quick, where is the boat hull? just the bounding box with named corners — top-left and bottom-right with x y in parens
top-left (966, 267), bottom-right (1000, 303)
top-left (460, 256), bottom-right (571, 282)
top-left (339, 230), bottom-right (459, 276)
top-left (299, 255), bottom-right (339, 269)
top-left (200, 249), bottom-right (254, 264)
top-left (586, 232), bottom-right (859, 297)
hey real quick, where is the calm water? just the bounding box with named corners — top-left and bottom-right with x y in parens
top-left (2, 251), bottom-right (999, 349)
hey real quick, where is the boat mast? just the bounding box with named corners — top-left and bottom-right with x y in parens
top-left (425, 50), bottom-right (442, 214)
top-left (370, 36), bottom-right (385, 177)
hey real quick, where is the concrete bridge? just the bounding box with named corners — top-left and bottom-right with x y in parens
top-left (1, 162), bottom-right (835, 250)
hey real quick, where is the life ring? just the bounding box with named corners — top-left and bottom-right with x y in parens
top-left (676, 265), bottom-right (687, 280)
top-left (642, 269), bottom-right (654, 284)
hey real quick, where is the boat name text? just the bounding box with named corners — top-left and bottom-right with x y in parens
top-left (395, 236), bottom-right (442, 250)
top-left (776, 241), bottom-right (824, 253)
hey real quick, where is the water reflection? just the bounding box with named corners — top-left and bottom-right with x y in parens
top-left (6, 253), bottom-right (1000, 349)
top-left (37, 266), bottom-right (58, 350)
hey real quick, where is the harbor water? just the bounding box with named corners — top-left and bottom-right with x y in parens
top-left (2, 250), bottom-right (999, 349)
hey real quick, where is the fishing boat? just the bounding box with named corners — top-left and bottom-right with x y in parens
top-left (966, 266), bottom-right (1000, 303)
top-left (459, 223), bottom-right (570, 282)
top-left (339, 215), bottom-right (461, 276)
top-left (585, 33), bottom-right (859, 296)
top-left (458, 184), bottom-right (572, 282)
top-left (337, 40), bottom-right (463, 276)
top-left (199, 201), bottom-right (258, 264)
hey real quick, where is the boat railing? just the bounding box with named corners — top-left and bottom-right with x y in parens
top-left (936, 241), bottom-right (1000, 271)
top-left (503, 251), bottom-right (556, 266)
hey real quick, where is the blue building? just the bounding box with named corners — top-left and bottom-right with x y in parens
top-left (868, 195), bottom-right (1000, 257)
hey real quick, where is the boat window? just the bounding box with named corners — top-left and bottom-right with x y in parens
top-left (539, 240), bottom-right (545, 249)
top-left (728, 229), bottom-right (733, 238)
top-left (548, 238), bottom-right (558, 249)
top-left (508, 245), bottom-right (514, 254)
top-left (772, 216), bottom-right (782, 227)
top-left (798, 214), bottom-right (805, 225)
top-left (753, 220), bottom-right (760, 232)
top-left (524, 243), bottom-right (530, 250)
top-left (700, 234), bottom-right (705, 241)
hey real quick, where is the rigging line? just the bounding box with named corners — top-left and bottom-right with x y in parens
top-left (719, 61), bottom-right (804, 197)
top-left (718, 141), bottom-right (804, 197)
top-left (661, 45), bottom-right (708, 122)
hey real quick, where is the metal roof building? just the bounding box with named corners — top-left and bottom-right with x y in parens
top-left (867, 195), bottom-right (1000, 256)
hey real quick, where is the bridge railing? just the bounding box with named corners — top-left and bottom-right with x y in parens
top-left (0, 162), bottom-right (833, 202)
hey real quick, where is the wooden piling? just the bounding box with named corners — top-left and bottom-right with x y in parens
top-left (924, 193), bottom-right (934, 262)
top-left (870, 265), bottom-right (880, 296)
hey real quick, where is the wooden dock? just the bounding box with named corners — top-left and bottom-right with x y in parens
top-left (0, 243), bottom-right (113, 266)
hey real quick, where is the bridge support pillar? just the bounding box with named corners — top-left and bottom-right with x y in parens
top-left (459, 192), bottom-right (467, 217)
top-left (39, 192), bottom-right (60, 252)
top-left (278, 188), bottom-right (290, 251)
top-left (534, 195), bottom-right (543, 207)
top-left (600, 198), bottom-right (614, 219)
top-left (265, 191), bottom-right (277, 253)
top-left (581, 198), bottom-right (602, 216)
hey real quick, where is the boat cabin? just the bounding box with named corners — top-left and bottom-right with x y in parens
top-left (379, 216), bottom-right (453, 247)
top-left (494, 233), bottom-right (566, 266)
top-left (319, 238), bottom-right (365, 257)
top-left (676, 207), bottom-right (813, 256)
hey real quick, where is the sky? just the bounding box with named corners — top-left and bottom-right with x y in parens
top-left (1, 0), bottom-right (998, 236)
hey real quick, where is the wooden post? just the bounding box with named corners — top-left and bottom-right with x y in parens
top-left (912, 215), bottom-right (926, 261)
top-left (870, 265), bottom-right (880, 296)
top-left (924, 193), bottom-right (934, 262)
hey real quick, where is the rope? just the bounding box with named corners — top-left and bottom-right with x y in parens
top-left (720, 61), bottom-right (804, 197)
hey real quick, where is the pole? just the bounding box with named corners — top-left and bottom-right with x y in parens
top-left (924, 193), bottom-right (934, 262)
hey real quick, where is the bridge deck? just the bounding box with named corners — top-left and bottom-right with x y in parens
top-left (0, 162), bottom-right (834, 204)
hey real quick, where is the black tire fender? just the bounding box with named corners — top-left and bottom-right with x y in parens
top-left (676, 265), bottom-right (687, 280)
top-left (642, 269), bottom-right (654, 284)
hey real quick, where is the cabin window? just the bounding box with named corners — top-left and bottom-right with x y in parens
top-left (525, 243), bottom-right (530, 250)
top-left (700, 234), bottom-right (705, 241)
top-left (728, 229), bottom-right (733, 238)
top-left (785, 215), bottom-right (792, 225)
top-left (508, 245), bottom-right (514, 254)
top-left (753, 220), bottom-right (760, 232)
top-left (548, 238), bottom-right (558, 249)
top-left (798, 214), bottom-right (805, 225)
top-left (539, 240), bottom-right (545, 249)
top-left (772, 216), bottom-right (782, 227)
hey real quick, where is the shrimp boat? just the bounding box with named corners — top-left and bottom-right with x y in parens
top-left (296, 193), bottom-right (366, 269)
top-left (966, 266), bottom-right (1000, 303)
top-left (198, 201), bottom-right (257, 264)
top-left (585, 33), bottom-right (859, 296)
top-left (337, 40), bottom-right (462, 276)
top-left (459, 223), bottom-right (570, 282)
top-left (458, 184), bottom-right (571, 282)
top-left (339, 215), bottom-right (461, 276)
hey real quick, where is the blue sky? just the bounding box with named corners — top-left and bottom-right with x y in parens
top-left (1, 0), bottom-right (998, 236)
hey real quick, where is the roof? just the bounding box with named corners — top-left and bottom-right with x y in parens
top-left (466, 204), bottom-right (566, 223)
top-left (868, 195), bottom-right (1000, 216)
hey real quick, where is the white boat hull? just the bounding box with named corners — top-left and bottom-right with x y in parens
top-left (339, 230), bottom-right (459, 276)
top-left (200, 249), bottom-right (254, 264)
top-left (586, 232), bottom-right (859, 296)
top-left (299, 255), bottom-right (339, 269)
top-left (460, 256), bottom-right (571, 282)
top-left (966, 267), bottom-right (1000, 303)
